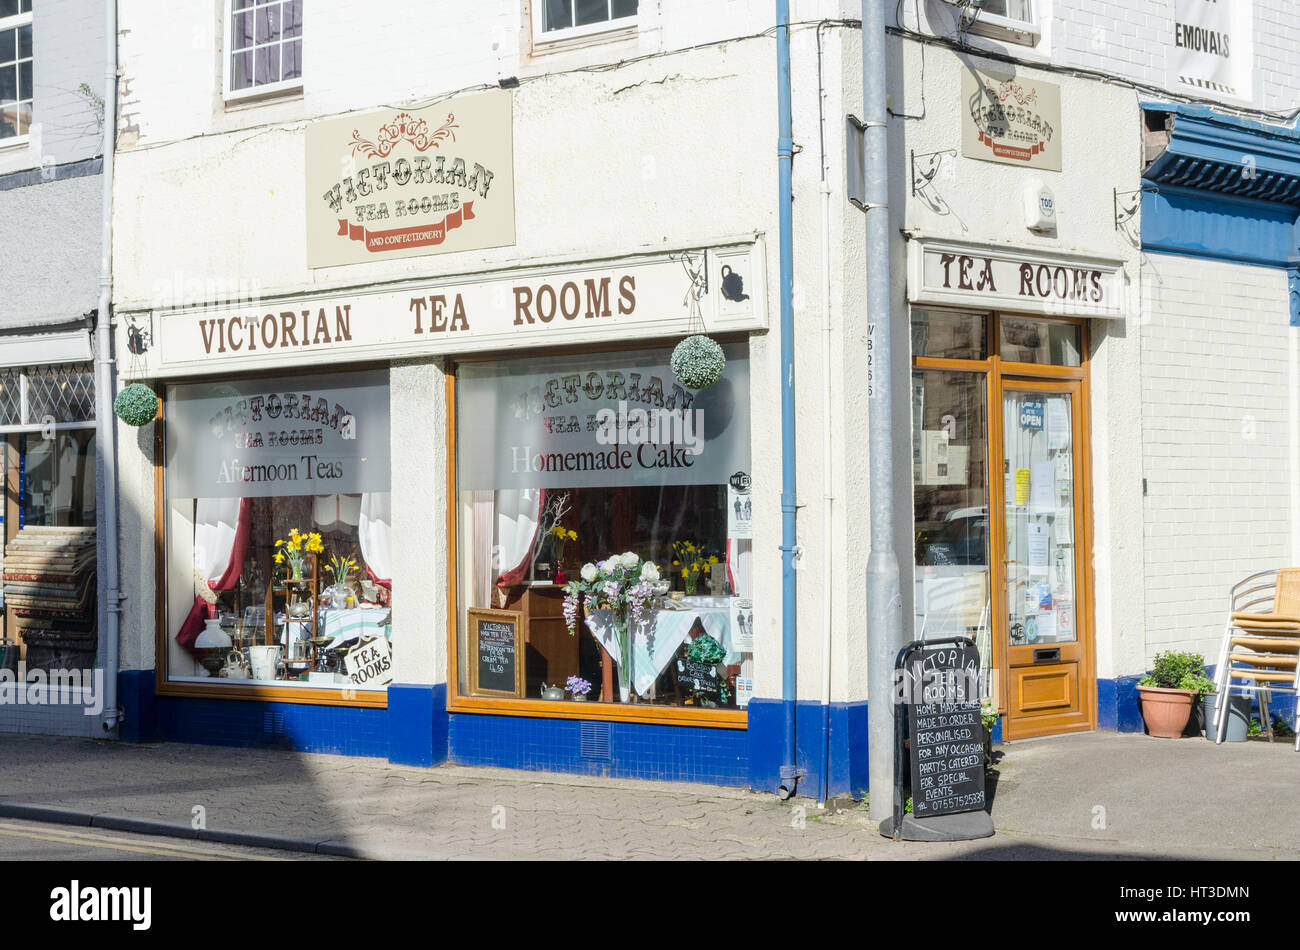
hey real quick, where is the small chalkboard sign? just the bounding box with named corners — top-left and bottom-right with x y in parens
top-left (676, 658), bottom-right (721, 698)
top-left (902, 640), bottom-right (986, 819)
top-left (468, 607), bottom-right (524, 698)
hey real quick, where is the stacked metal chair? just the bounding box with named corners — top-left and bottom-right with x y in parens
top-left (1213, 568), bottom-right (1300, 749)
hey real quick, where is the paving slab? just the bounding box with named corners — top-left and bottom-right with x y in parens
top-left (0, 730), bottom-right (1295, 859)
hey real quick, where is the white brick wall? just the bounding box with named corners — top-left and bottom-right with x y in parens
top-left (1053, 0), bottom-right (1299, 114)
top-left (900, 0), bottom-right (1300, 115)
top-left (1139, 253), bottom-right (1296, 668)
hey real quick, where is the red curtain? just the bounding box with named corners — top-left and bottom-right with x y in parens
top-left (176, 498), bottom-right (254, 654)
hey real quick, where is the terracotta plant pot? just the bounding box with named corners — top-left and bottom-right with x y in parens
top-left (1137, 685), bottom-right (1196, 738)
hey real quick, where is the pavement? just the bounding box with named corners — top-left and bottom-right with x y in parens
top-left (0, 729), bottom-right (1296, 860)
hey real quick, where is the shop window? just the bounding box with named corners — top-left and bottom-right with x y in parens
top-left (998, 318), bottom-right (1081, 367)
top-left (162, 369), bottom-right (392, 693)
top-left (0, 0), bottom-right (33, 142)
top-left (532, 0), bottom-right (638, 46)
top-left (454, 343), bottom-right (753, 712)
top-left (911, 309), bottom-right (988, 361)
top-left (912, 369), bottom-right (992, 678)
top-left (225, 0), bottom-right (302, 102)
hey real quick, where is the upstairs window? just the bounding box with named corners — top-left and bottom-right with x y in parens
top-left (964, 0), bottom-right (1039, 44)
top-left (0, 0), bottom-right (33, 142)
top-left (225, 0), bottom-right (302, 102)
top-left (534, 0), bottom-right (637, 45)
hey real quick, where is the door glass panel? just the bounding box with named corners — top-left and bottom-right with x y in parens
top-left (999, 318), bottom-right (1081, 367)
top-left (1003, 390), bottom-right (1076, 646)
top-left (912, 370), bottom-right (992, 677)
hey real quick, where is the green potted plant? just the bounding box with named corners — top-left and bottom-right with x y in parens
top-left (1136, 650), bottom-right (1215, 738)
top-left (980, 698), bottom-right (1000, 768)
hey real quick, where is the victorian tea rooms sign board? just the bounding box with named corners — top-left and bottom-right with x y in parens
top-left (961, 67), bottom-right (1062, 172)
top-left (148, 243), bottom-right (765, 376)
top-left (306, 90), bottom-right (515, 268)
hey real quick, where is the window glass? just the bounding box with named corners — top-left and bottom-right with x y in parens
top-left (21, 431), bottom-right (96, 528)
top-left (541, 0), bottom-right (637, 33)
top-left (911, 309), bottom-right (987, 361)
top-left (163, 370), bottom-right (393, 692)
top-left (455, 344), bottom-right (753, 710)
top-left (228, 0), bottom-right (301, 95)
top-left (912, 369), bottom-right (993, 680)
top-left (979, 0), bottom-right (1033, 23)
top-left (999, 318), bottom-right (1081, 367)
top-left (0, 2), bottom-right (31, 141)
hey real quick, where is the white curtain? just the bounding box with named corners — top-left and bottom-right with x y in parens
top-left (359, 492), bottom-right (393, 582)
top-left (494, 488), bottom-right (543, 588)
top-left (194, 497), bottom-right (243, 583)
top-left (472, 490), bottom-right (495, 607)
top-left (313, 494), bottom-right (362, 530)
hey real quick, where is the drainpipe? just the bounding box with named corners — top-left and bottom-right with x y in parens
top-left (862, 0), bottom-right (902, 822)
top-left (815, 21), bottom-right (835, 807)
top-left (95, 0), bottom-right (121, 732)
top-left (775, 0), bottom-right (801, 800)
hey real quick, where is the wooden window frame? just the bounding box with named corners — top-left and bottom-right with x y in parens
top-left (152, 363), bottom-right (389, 708)
top-left (445, 338), bottom-right (748, 730)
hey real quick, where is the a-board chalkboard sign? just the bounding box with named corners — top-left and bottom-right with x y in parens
top-left (468, 607), bottom-right (524, 698)
top-left (902, 640), bottom-right (986, 819)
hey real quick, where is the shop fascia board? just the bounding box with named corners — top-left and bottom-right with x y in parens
top-left (905, 233), bottom-right (1130, 320)
top-left (119, 237), bottom-right (767, 381)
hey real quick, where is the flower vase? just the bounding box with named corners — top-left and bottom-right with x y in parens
top-left (612, 607), bottom-right (634, 704)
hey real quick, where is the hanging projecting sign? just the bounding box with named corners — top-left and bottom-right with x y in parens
top-left (305, 90), bottom-right (516, 268)
top-left (961, 68), bottom-right (1062, 172)
top-left (1168, 0), bottom-right (1253, 102)
top-left (908, 239), bottom-right (1127, 319)
top-left (142, 243), bottom-right (764, 377)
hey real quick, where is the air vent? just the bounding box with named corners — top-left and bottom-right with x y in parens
top-left (263, 711), bottom-right (284, 735)
top-left (579, 721), bottom-right (611, 761)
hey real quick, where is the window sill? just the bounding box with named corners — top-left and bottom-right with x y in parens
top-left (965, 17), bottom-right (1041, 49)
top-left (449, 694), bottom-right (748, 729)
top-left (530, 22), bottom-right (638, 57)
top-left (158, 679), bottom-right (389, 708)
top-left (0, 134), bottom-right (31, 153)
top-left (223, 81), bottom-right (305, 111)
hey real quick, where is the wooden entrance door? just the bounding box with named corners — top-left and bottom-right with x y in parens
top-left (996, 378), bottom-right (1094, 739)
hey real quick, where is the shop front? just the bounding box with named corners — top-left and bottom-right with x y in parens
top-left (119, 238), bottom-right (774, 781)
top-left (905, 238), bottom-right (1127, 739)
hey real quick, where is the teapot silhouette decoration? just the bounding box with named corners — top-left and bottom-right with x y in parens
top-left (720, 265), bottom-right (749, 303)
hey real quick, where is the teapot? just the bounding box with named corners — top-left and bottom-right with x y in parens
top-left (221, 650), bottom-right (249, 679)
top-left (539, 682), bottom-right (566, 701)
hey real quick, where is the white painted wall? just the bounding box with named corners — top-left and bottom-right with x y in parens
top-left (111, 5), bottom-right (816, 703)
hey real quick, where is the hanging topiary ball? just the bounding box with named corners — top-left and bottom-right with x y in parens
top-left (114, 382), bottom-right (159, 426)
top-left (671, 334), bottom-right (725, 390)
